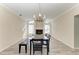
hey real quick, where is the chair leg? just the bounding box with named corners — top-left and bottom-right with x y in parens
top-left (33, 49), bottom-right (35, 55)
top-left (25, 45), bottom-right (27, 53)
top-left (33, 45), bottom-right (35, 55)
top-left (41, 47), bottom-right (42, 55)
top-left (47, 45), bottom-right (49, 52)
top-left (41, 49), bottom-right (42, 55)
top-left (19, 45), bottom-right (21, 53)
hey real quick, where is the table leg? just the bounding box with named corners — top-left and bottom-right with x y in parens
top-left (47, 45), bottom-right (48, 55)
top-left (30, 40), bottom-right (31, 54)
top-left (47, 40), bottom-right (49, 55)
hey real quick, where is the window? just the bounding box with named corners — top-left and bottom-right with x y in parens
top-left (44, 20), bottom-right (50, 34)
top-left (28, 20), bottom-right (35, 36)
top-left (28, 24), bottom-right (34, 34)
top-left (44, 24), bottom-right (50, 34)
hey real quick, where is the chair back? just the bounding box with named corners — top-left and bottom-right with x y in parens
top-left (32, 39), bottom-right (43, 45)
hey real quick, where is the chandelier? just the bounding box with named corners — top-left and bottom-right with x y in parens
top-left (33, 3), bottom-right (46, 22)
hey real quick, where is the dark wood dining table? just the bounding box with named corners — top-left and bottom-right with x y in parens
top-left (30, 36), bottom-right (49, 55)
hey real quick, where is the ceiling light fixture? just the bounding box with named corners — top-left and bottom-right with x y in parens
top-left (33, 3), bottom-right (46, 21)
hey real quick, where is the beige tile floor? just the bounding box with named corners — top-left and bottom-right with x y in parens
top-left (0, 37), bottom-right (79, 55)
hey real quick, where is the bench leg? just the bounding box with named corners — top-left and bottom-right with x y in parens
top-left (25, 45), bottom-right (27, 53)
top-left (19, 45), bottom-right (21, 53)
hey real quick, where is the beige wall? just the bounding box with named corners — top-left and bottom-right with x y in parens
top-left (52, 4), bottom-right (79, 48)
top-left (0, 5), bottom-right (24, 52)
top-left (74, 15), bottom-right (79, 48)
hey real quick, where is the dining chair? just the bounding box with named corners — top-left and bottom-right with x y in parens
top-left (32, 39), bottom-right (43, 55)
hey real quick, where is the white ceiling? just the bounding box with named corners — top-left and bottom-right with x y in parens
top-left (3, 3), bottom-right (77, 20)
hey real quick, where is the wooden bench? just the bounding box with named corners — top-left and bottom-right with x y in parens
top-left (19, 41), bottom-right (27, 53)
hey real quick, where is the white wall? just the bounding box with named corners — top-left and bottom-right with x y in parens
top-left (0, 5), bottom-right (24, 52)
top-left (35, 19), bottom-right (44, 29)
top-left (52, 4), bottom-right (79, 48)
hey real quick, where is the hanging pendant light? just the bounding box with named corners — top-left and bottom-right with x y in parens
top-left (33, 3), bottom-right (46, 21)
top-left (39, 13), bottom-right (42, 17)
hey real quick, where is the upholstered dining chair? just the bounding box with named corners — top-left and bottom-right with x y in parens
top-left (32, 39), bottom-right (43, 55)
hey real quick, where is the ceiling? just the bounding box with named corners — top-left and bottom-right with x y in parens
top-left (3, 3), bottom-right (77, 20)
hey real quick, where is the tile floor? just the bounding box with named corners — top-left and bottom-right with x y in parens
top-left (0, 37), bottom-right (79, 55)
